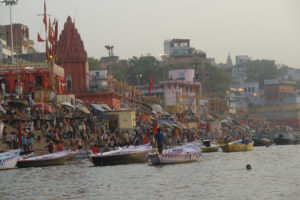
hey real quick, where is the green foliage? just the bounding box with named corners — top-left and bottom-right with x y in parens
top-left (244, 60), bottom-right (281, 87)
top-left (205, 63), bottom-right (232, 96)
top-left (88, 57), bottom-right (100, 70)
top-left (109, 55), bottom-right (161, 85)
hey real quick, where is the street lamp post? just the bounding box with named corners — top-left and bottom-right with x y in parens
top-left (1, 0), bottom-right (18, 64)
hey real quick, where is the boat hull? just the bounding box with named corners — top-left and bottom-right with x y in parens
top-left (17, 154), bottom-right (69, 168)
top-left (147, 151), bottom-right (201, 165)
top-left (90, 150), bottom-right (150, 166)
top-left (274, 138), bottom-right (298, 145)
top-left (0, 153), bottom-right (19, 170)
top-left (253, 138), bottom-right (272, 146)
top-left (201, 146), bottom-right (219, 153)
top-left (221, 143), bottom-right (253, 152)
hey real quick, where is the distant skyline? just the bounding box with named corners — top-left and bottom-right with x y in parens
top-left (0, 0), bottom-right (299, 68)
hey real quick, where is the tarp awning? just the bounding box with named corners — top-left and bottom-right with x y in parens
top-left (59, 101), bottom-right (75, 109)
top-left (91, 104), bottom-right (110, 112)
top-left (76, 105), bottom-right (90, 114)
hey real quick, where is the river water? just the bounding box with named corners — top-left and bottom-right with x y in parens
top-left (1, 145), bottom-right (300, 200)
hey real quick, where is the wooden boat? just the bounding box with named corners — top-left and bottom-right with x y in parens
top-left (273, 133), bottom-right (299, 145)
top-left (221, 140), bottom-right (253, 152)
top-left (17, 150), bottom-right (69, 168)
top-left (67, 150), bottom-right (80, 160)
top-left (252, 137), bottom-right (272, 146)
top-left (73, 150), bottom-right (88, 159)
top-left (89, 144), bottom-right (152, 166)
top-left (0, 149), bottom-right (20, 170)
top-left (147, 141), bottom-right (202, 165)
top-left (201, 140), bottom-right (219, 152)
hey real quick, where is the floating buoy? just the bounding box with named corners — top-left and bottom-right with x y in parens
top-left (246, 164), bottom-right (252, 170)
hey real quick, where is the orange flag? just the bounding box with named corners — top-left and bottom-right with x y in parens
top-left (48, 17), bottom-right (53, 45)
top-left (43, 0), bottom-right (47, 32)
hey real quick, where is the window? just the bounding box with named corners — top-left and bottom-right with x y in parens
top-left (252, 87), bottom-right (254, 92)
top-left (248, 88), bottom-right (251, 92)
top-left (244, 88), bottom-right (247, 93)
top-left (96, 72), bottom-right (99, 78)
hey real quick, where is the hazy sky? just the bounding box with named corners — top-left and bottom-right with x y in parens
top-left (1, 0), bottom-right (300, 67)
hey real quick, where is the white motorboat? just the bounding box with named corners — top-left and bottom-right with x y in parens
top-left (147, 141), bottom-right (202, 165)
top-left (89, 144), bottom-right (152, 166)
top-left (0, 149), bottom-right (20, 170)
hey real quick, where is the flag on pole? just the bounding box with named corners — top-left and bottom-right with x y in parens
top-left (43, 0), bottom-right (47, 32)
top-left (149, 78), bottom-right (153, 95)
top-left (54, 20), bottom-right (58, 44)
top-left (37, 33), bottom-right (44, 42)
top-left (153, 120), bottom-right (158, 134)
top-left (48, 17), bottom-right (53, 45)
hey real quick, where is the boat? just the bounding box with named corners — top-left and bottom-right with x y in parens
top-left (221, 139), bottom-right (253, 152)
top-left (19, 151), bottom-right (34, 159)
top-left (73, 150), bottom-right (89, 159)
top-left (17, 150), bottom-right (69, 168)
top-left (89, 144), bottom-right (152, 166)
top-left (147, 141), bottom-right (202, 165)
top-left (67, 150), bottom-right (80, 160)
top-left (252, 136), bottom-right (272, 146)
top-left (273, 133), bottom-right (300, 145)
top-left (0, 149), bottom-right (20, 170)
top-left (201, 140), bottom-right (219, 152)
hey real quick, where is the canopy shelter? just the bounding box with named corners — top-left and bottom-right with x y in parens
top-left (33, 102), bottom-right (52, 113)
top-left (76, 105), bottom-right (90, 114)
top-left (58, 101), bottom-right (75, 109)
top-left (91, 104), bottom-right (111, 112)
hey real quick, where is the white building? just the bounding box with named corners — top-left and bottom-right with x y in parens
top-left (235, 55), bottom-right (251, 66)
top-left (160, 69), bottom-right (201, 113)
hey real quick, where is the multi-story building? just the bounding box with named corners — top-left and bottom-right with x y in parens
top-left (2, 23), bottom-right (34, 54)
top-left (160, 69), bottom-right (201, 114)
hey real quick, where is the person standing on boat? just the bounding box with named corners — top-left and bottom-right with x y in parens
top-left (155, 128), bottom-right (164, 154)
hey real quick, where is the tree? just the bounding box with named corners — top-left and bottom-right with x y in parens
top-left (88, 57), bottom-right (100, 70)
top-left (205, 63), bottom-right (232, 97)
top-left (244, 60), bottom-right (281, 87)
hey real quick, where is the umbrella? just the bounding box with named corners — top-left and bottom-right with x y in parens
top-left (33, 102), bottom-right (52, 113)
top-left (91, 104), bottom-right (109, 112)
top-left (76, 106), bottom-right (90, 114)
top-left (59, 101), bottom-right (75, 109)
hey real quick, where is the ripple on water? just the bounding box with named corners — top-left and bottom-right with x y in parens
top-left (1, 146), bottom-right (300, 200)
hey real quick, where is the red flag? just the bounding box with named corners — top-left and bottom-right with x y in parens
top-left (131, 87), bottom-right (134, 103)
top-left (149, 78), bottom-right (153, 95)
top-left (37, 33), bottom-right (44, 42)
top-left (54, 20), bottom-right (58, 43)
top-left (43, 0), bottom-right (47, 32)
top-left (153, 120), bottom-right (158, 134)
top-left (143, 133), bottom-right (148, 144)
top-left (48, 17), bottom-right (53, 45)
top-left (46, 41), bottom-right (49, 60)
